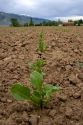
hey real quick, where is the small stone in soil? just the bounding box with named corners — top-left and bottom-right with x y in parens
top-left (39, 117), bottom-right (53, 125)
top-left (6, 118), bottom-right (16, 125)
top-left (57, 94), bottom-right (67, 102)
top-left (65, 107), bottom-right (73, 118)
top-left (69, 74), bottom-right (78, 85)
top-left (16, 117), bottom-right (23, 124)
top-left (0, 115), bottom-right (3, 119)
top-left (49, 109), bottom-right (57, 117)
top-left (22, 111), bottom-right (29, 122)
top-left (29, 115), bottom-right (40, 125)
top-left (54, 115), bottom-right (64, 125)
top-left (77, 82), bottom-right (83, 88)
top-left (78, 73), bottom-right (83, 81)
top-left (1, 98), bottom-right (7, 103)
top-left (74, 49), bottom-right (79, 53)
top-left (65, 65), bottom-right (72, 71)
top-left (73, 91), bottom-right (81, 99)
top-left (75, 123), bottom-right (81, 125)
top-left (7, 99), bottom-right (12, 103)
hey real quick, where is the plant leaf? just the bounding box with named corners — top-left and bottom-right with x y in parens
top-left (10, 84), bottom-right (30, 100)
top-left (43, 84), bottom-right (60, 98)
top-left (30, 71), bottom-right (43, 89)
top-left (31, 91), bottom-right (41, 105)
top-left (34, 59), bottom-right (44, 73)
top-left (35, 59), bottom-right (44, 68)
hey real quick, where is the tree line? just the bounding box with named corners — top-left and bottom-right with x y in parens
top-left (10, 18), bottom-right (83, 27)
top-left (10, 18), bottom-right (62, 27)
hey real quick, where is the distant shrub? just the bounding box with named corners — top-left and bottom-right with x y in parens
top-left (10, 18), bottom-right (20, 27)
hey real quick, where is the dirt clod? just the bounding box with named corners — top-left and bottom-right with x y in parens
top-left (65, 107), bottom-right (73, 118)
top-left (49, 109), bottom-right (57, 117)
top-left (29, 115), bottom-right (40, 125)
top-left (69, 74), bottom-right (78, 85)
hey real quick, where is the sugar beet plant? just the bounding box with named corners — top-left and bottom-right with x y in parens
top-left (10, 32), bottom-right (60, 109)
top-left (11, 71), bottom-right (60, 108)
top-left (37, 32), bottom-right (46, 53)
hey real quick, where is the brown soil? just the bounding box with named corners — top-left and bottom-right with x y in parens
top-left (0, 26), bottom-right (83, 125)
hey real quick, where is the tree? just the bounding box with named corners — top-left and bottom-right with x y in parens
top-left (42, 20), bottom-right (59, 26)
top-left (79, 19), bottom-right (83, 24)
top-left (74, 20), bottom-right (78, 26)
top-left (35, 23), bottom-right (42, 26)
top-left (74, 19), bottom-right (83, 26)
top-left (42, 21), bottom-right (47, 26)
top-left (24, 22), bottom-right (28, 27)
top-left (68, 19), bottom-right (73, 22)
top-left (10, 18), bottom-right (20, 27)
top-left (78, 21), bottom-right (81, 26)
top-left (29, 18), bottom-right (34, 26)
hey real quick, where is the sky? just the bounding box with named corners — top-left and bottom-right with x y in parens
top-left (0, 0), bottom-right (83, 19)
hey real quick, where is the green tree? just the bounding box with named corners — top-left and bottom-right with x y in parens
top-left (79, 19), bottom-right (83, 24)
top-left (29, 18), bottom-right (34, 26)
top-left (35, 23), bottom-right (42, 26)
top-left (74, 19), bottom-right (83, 26)
top-left (10, 18), bottom-right (20, 27)
top-left (42, 21), bottom-right (48, 26)
top-left (74, 20), bottom-right (78, 26)
top-left (68, 19), bottom-right (73, 22)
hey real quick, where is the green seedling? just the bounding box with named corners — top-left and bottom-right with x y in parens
top-left (10, 71), bottom-right (60, 109)
top-left (37, 32), bottom-right (46, 52)
top-left (75, 62), bottom-right (83, 69)
top-left (28, 59), bottom-right (45, 73)
top-left (78, 62), bottom-right (83, 68)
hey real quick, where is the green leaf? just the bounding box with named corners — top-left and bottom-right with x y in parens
top-left (28, 59), bottom-right (45, 73)
top-left (30, 71), bottom-right (43, 89)
top-left (31, 91), bottom-right (41, 105)
top-left (33, 59), bottom-right (45, 73)
top-left (79, 62), bottom-right (83, 68)
top-left (43, 84), bottom-right (60, 98)
top-left (35, 59), bottom-right (44, 67)
top-left (10, 84), bottom-right (30, 100)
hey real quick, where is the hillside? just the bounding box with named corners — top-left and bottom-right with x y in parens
top-left (0, 12), bottom-right (49, 26)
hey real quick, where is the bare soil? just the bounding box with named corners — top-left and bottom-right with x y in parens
top-left (0, 26), bottom-right (83, 125)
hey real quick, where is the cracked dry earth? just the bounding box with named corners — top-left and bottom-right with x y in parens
top-left (0, 26), bottom-right (83, 125)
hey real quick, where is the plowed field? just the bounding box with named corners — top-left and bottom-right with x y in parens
top-left (0, 27), bottom-right (83, 125)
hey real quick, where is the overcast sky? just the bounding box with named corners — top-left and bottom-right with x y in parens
top-left (0, 0), bottom-right (83, 19)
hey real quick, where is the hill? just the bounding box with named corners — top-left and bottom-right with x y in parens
top-left (0, 12), bottom-right (49, 26)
